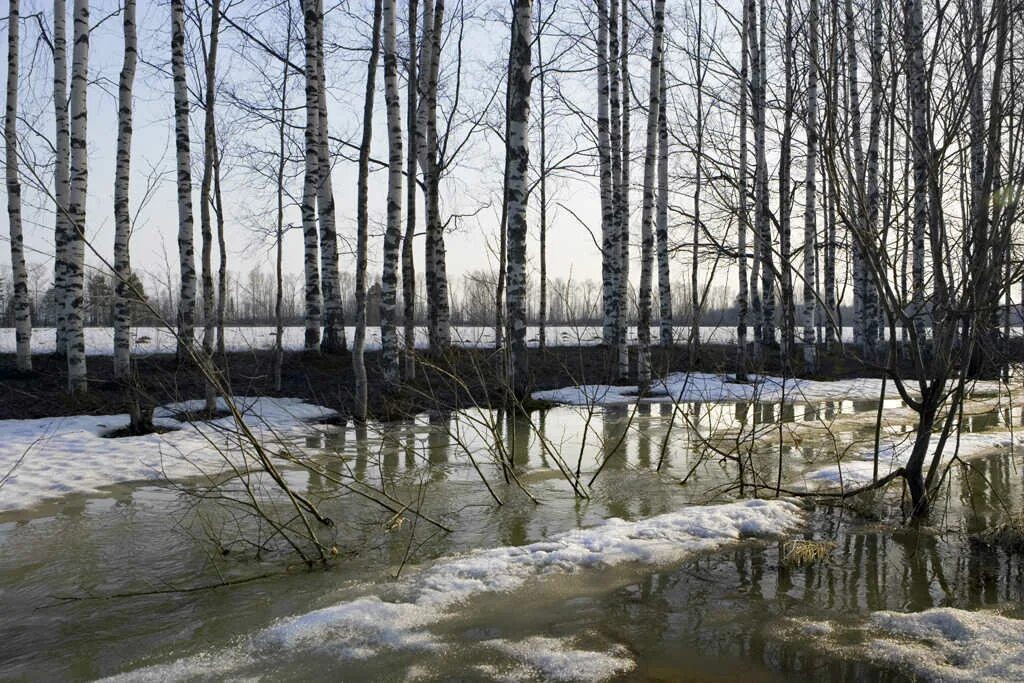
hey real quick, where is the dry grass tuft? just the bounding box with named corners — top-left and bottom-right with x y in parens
top-left (783, 539), bottom-right (837, 567)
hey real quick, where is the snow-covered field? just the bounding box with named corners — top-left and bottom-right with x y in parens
top-left (786, 608), bottom-right (1024, 682)
top-left (0, 396), bottom-right (334, 513)
top-left (104, 499), bottom-right (802, 681)
top-left (0, 324), bottom-right (946, 355)
top-left (2, 325), bottom-right (645, 355)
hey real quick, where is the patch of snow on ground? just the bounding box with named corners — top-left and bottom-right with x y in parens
top-left (107, 499), bottom-right (803, 680)
top-left (799, 431), bottom-right (1022, 492)
top-left (0, 396), bottom-right (334, 512)
top-left (484, 636), bottom-right (636, 682)
top-left (534, 372), bottom-right (1010, 407)
top-left (784, 608), bottom-right (1024, 683)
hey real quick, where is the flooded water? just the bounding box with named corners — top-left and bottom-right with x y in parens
top-left (2, 395), bottom-right (1023, 681)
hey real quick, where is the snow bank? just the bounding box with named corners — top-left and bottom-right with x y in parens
top-left (533, 372), bottom-right (1010, 407)
top-left (483, 636), bottom-right (636, 681)
top-left (533, 373), bottom-right (892, 406)
top-left (0, 396), bottom-right (334, 512)
top-left (800, 431), bottom-right (1022, 492)
top-left (107, 499), bottom-right (802, 680)
top-left (787, 608), bottom-right (1024, 682)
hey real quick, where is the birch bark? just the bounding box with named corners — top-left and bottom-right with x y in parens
top-left (656, 60), bottom-right (672, 349)
top-left (801, 0), bottom-right (819, 368)
top-left (402, 0), bottom-right (419, 378)
top-left (66, 0), bottom-right (89, 392)
top-left (315, 0), bottom-right (346, 354)
top-left (171, 0), bottom-right (196, 360)
top-left (504, 0), bottom-right (534, 400)
top-left (736, 0), bottom-right (750, 379)
top-left (596, 0), bottom-right (614, 348)
top-left (380, 0), bottom-right (403, 387)
top-left (354, 0), bottom-right (383, 421)
top-left (53, 0), bottom-right (69, 357)
top-left (5, 0), bottom-right (30, 372)
top-left (637, 0), bottom-right (666, 393)
top-left (113, 0), bottom-right (137, 379)
top-left (301, 0), bottom-right (321, 352)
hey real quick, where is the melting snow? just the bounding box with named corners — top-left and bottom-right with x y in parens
top-left (483, 636), bottom-right (636, 681)
top-left (105, 499), bottom-right (803, 680)
top-left (533, 372), bottom-right (1008, 406)
top-left (787, 608), bottom-right (1024, 682)
top-left (0, 396), bottom-right (334, 512)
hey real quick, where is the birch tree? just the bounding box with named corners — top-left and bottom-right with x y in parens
top-left (423, 0), bottom-right (451, 351)
top-left (379, 0), bottom-right (403, 388)
top-left (112, 0), bottom-right (137, 380)
top-left (199, 0), bottom-right (222, 363)
top-left (301, 0), bottom-right (321, 352)
top-left (689, 0), bottom-right (705, 363)
top-left (844, 0), bottom-right (867, 354)
top-left (401, 0), bottom-right (418, 378)
top-left (172, 0), bottom-right (196, 358)
top-left (536, 0), bottom-right (548, 351)
top-left (655, 59), bottom-right (672, 349)
top-left (637, 0), bottom-right (666, 393)
top-left (314, 0), bottom-right (345, 354)
top-left (616, 0), bottom-right (630, 379)
top-left (904, 0), bottom-right (930, 345)
top-left (752, 0), bottom-right (773, 348)
top-left (736, 0), bottom-right (750, 380)
top-left (353, 0), bottom-right (383, 421)
top-left (65, 0), bottom-right (89, 392)
top-left (53, 0), bottom-right (69, 357)
top-left (596, 0), bottom-right (615, 350)
top-left (801, 0), bottom-right (819, 369)
top-left (5, 0), bottom-right (30, 372)
top-left (777, 0), bottom-right (795, 359)
top-left (504, 0), bottom-right (533, 401)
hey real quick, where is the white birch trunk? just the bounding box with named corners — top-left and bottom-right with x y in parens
top-left (606, 0), bottom-right (622, 350)
top-left (354, 0), bottom-right (382, 421)
top-left (505, 0), bottom-right (534, 400)
top-left (637, 0), bottom-right (666, 393)
top-left (537, 0), bottom-right (548, 351)
top-left (777, 0), bottom-right (794, 359)
top-left (616, 0), bottom-right (630, 379)
top-left (596, 0), bottom-right (615, 347)
top-left (380, 0), bottom-right (403, 387)
top-left (171, 0), bottom-right (196, 359)
top-left (52, 0), bottom-right (69, 357)
top-left (5, 0), bottom-right (30, 372)
top-left (736, 0), bottom-right (750, 380)
top-left (65, 0), bottom-right (89, 392)
top-left (864, 0), bottom-right (883, 352)
top-left (424, 0), bottom-right (450, 350)
top-left (199, 0), bottom-right (221, 414)
top-left (314, 0), bottom-right (346, 354)
top-left (112, 0), bottom-right (136, 380)
top-left (301, 0), bottom-right (321, 352)
top-left (844, 0), bottom-right (867, 354)
top-left (199, 0), bottom-right (221, 360)
top-left (655, 59), bottom-right (672, 349)
top-left (402, 0), bottom-right (419, 378)
top-left (904, 0), bottom-right (930, 342)
top-left (801, 0), bottom-right (819, 369)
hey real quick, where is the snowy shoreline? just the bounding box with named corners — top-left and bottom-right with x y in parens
top-left (0, 396), bottom-right (335, 513)
top-left (103, 498), bottom-right (804, 681)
